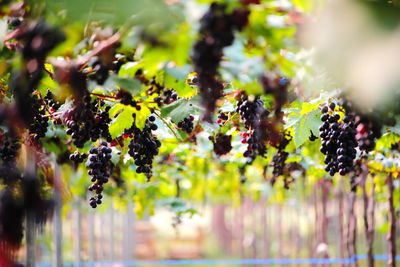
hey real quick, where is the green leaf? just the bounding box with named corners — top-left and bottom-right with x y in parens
top-left (162, 64), bottom-right (195, 97)
top-left (233, 78), bottom-right (263, 96)
top-left (134, 105), bottom-right (151, 130)
top-left (108, 104), bottom-right (151, 137)
top-left (108, 104), bottom-right (136, 138)
top-left (293, 110), bottom-right (321, 148)
top-left (110, 74), bottom-right (142, 96)
top-left (160, 96), bottom-right (202, 123)
top-left (292, 0), bottom-right (313, 12)
top-left (376, 132), bottom-right (400, 150)
top-left (119, 62), bottom-right (143, 77)
top-left (37, 0), bottom-right (182, 27)
top-left (220, 102), bottom-right (235, 113)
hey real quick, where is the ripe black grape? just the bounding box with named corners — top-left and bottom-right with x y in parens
top-left (319, 103), bottom-right (357, 176)
top-left (87, 142), bottom-right (113, 208)
top-left (27, 94), bottom-right (49, 141)
top-left (0, 133), bottom-right (20, 164)
top-left (271, 135), bottom-right (291, 176)
top-left (176, 115), bottom-right (194, 134)
top-left (69, 151), bottom-right (88, 165)
top-left (64, 96), bottom-right (111, 147)
top-left (236, 96), bottom-right (264, 129)
top-left (88, 57), bottom-right (109, 85)
top-left (210, 133), bottom-right (232, 156)
top-left (128, 116), bottom-right (161, 180)
top-left (154, 89), bottom-right (179, 106)
top-left (192, 3), bottom-right (249, 121)
top-left (242, 130), bottom-right (267, 164)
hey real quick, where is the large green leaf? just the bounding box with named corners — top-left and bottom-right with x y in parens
top-left (376, 132), bottom-right (400, 150)
top-left (160, 96), bottom-right (202, 123)
top-left (162, 64), bottom-right (195, 97)
top-left (33, 0), bottom-right (182, 27)
top-left (293, 109), bottom-right (321, 148)
top-left (108, 104), bottom-right (136, 139)
top-left (110, 74), bottom-right (142, 96)
top-left (108, 103), bottom-right (151, 138)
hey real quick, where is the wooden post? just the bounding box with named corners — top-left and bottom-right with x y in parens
top-left (337, 178), bottom-right (345, 267)
top-left (260, 201), bottom-right (269, 259)
top-left (361, 166), bottom-right (374, 267)
top-left (321, 180), bottom-right (330, 261)
top-left (26, 211), bottom-right (36, 267)
top-left (123, 201), bottom-right (135, 260)
top-left (73, 201), bottom-right (81, 267)
top-left (25, 148), bottom-right (36, 267)
top-left (348, 191), bottom-right (358, 267)
top-left (387, 174), bottom-right (397, 267)
top-left (109, 204), bottom-right (114, 261)
top-left (88, 209), bottom-right (95, 262)
top-left (53, 163), bottom-right (63, 267)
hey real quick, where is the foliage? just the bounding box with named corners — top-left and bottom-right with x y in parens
top-left (0, 0), bottom-right (400, 261)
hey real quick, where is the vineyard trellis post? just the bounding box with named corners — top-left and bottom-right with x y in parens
top-left (25, 148), bottom-right (36, 267)
top-left (53, 162), bottom-right (63, 267)
top-left (73, 200), bottom-right (81, 267)
top-left (387, 174), bottom-right (397, 267)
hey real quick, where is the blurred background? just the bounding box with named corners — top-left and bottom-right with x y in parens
top-left (15, 182), bottom-right (398, 266)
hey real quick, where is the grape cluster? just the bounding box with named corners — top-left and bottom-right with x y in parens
top-left (10, 20), bottom-right (64, 135)
top-left (154, 89), bottom-right (178, 106)
top-left (272, 151), bottom-right (289, 176)
top-left (209, 133), bottom-right (232, 156)
top-left (236, 94), bottom-right (270, 163)
top-left (0, 170), bottom-right (54, 250)
top-left (338, 97), bottom-right (387, 153)
top-left (242, 131), bottom-right (267, 164)
top-left (87, 142), bottom-right (113, 208)
top-left (262, 76), bottom-right (289, 116)
top-left (0, 133), bottom-right (20, 164)
top-left (319, 103), bottom-right (357, 176)
top-left (236, 97), bottom-right (265, 128)
top-left (116, 89), bottom-right (135, 106)
top-left (271, 136), bottom-right (291, 176)
top-left (20, 21), bottom-right (65, 63)
top-left (217, 112), bottom-right (228, 125)
top-left (43, 90), bottom-right (61, 112)
top-left (128, 115), bottom-right (161, 179)
top-left (88, 57), bottom-right (109, 85)
top-left (192, 3), bottom-right (249, 121)
top-left (138, 74), bottom-right (179, 107)
top-left (176, 115), bottom-right (194, 134)
top-left (69, 151), bottom-right (88, 165)
top-left (28, 94), bottom-right (49, 141)
top-left (64, 96), bottom-right (112, 147)
top-left (8, 17), bottom-right (22, 28)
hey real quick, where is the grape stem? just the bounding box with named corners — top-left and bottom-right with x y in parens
top-left (35, 91), bottom-right (53, 115)
top-left (42, 112), bottom-right (63, 118)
